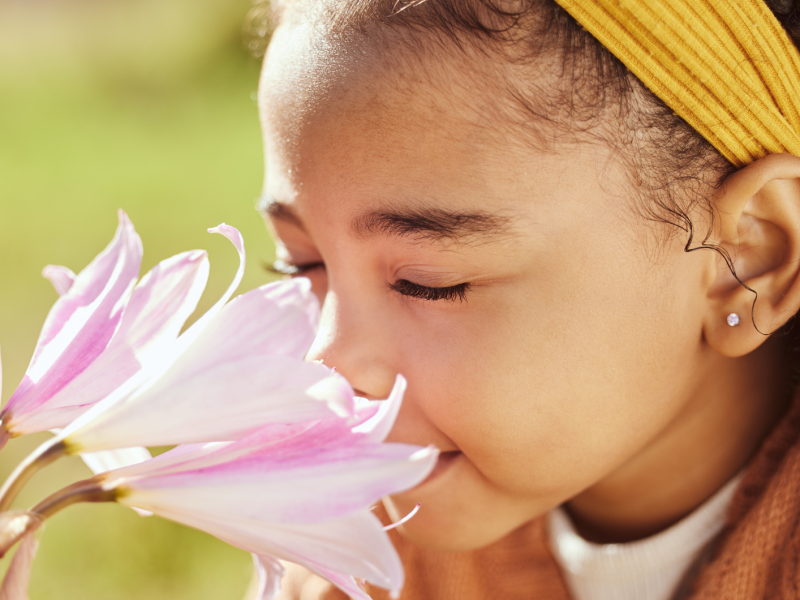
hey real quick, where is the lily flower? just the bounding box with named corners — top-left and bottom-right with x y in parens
top-left (46, 222), bottom-right (349, 455)
top-left (56, 275), bottom-right (354, 453)
top-left (27, 376), bottom-right (437, 600)
top-left (0, 211), bottom-right (211, 494)
top-left (0, 210), bottom-right (144, 444)
top-left (0, 220), bottom-right (352, 513)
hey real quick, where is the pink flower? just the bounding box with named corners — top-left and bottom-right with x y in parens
top-left (0, 210), bottom-right (209, 439)
top-left (1, 213), bottom-right (351, 455)
top-left (57, 276), bottom-right (354, 453)
top-left (94, 376), bottom-right (437, 600)
top-left (50, 224), bottom-right (352, 453)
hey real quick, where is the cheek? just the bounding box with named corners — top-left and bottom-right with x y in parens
top-left (399, 240), bottom-right (706, 500)
top-left (305, 269), bottom-right (328, 306)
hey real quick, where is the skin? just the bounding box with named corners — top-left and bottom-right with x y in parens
top-left (258, 12), bottom-right (800, 554)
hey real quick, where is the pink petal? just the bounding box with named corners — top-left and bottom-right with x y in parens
top-left (5, 211), bottom-right (142, 418)
top-left (68, 357), bottom-right (348, 450)
top-left (41, 265), bottom-right (76, 296)
top-left (353, 375), bottom-right (406, 443)
top-left (104, 420), bottom-right (326, 484)
top-left (101, 250), bottom-right (209, 371)
top-left (103, 442), bottom-right (235, 480)
top-left (176, 279), bottom-right (319, 375)
top-left (175, 224), bottom-right (245, 351)
top-left (305, 373), bottom-right (355, 418)
top-left (252, 554), bottom-right (286, 600)
top-left (112, 505), bottom-right (402, 593)
top-left (0, 527), bottom-right (39, 600)
top-left (303, 563), bottom-right (374, 600)
top-left (119, 444), bottom-right (438, 524)
top-left (80, 447), bottom-right (152, 475)
top-left (236, 514), bottom-right (402, 593)
top-left (8, 251), bottom-right (209, 434)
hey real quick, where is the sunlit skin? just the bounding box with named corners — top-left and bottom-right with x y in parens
top-left (258, 13), bottom-right (800, 553)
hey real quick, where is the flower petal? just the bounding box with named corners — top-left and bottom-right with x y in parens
top-left (302, 563), bottom-right (373, 600)
top-left (118, 443), bottom-right (438, 524)
top-left (102, 441), bottom-right (235, 480)
top-left (80, 447), bottom-right (152, 475)
top-left (233, 513), bottom-right (402, 593)
top-left (81, 447), bottom-right (154, 517)
top-left (68, 357), bottom-right (347, 450)
top-left (174, 279), bottom-right (319, 377)
top-left (0, 527), bottom-right (39, 600)
top-left (353, 375), bottom-right (406, 444)
top-left (113, 504), bottom-right (402, 594)
top-left (133, 278), bottom-right (323, 419)
top-left (174, 224), bottom-right (245, 352)
top-left (5, 211), bottom-right (142, 418)
top-left (41, 265), bottom-right (76, 296)
top-left (9, 251), bottom-right (209, 434)
top-left (252, 554), bottom-right (286, 600)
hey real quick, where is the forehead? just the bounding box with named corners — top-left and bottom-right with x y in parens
top-left (258, 11), bottom-right (520, 157)
top-left (258, 20), bottom-right (538, 210)
top-left (256, 12), bottom-right (627, 241)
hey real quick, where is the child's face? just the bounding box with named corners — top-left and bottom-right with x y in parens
top-left (259, 21), bottom-right (713, 550)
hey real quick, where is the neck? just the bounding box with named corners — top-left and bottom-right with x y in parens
top-left (565, 337), bottom-right (792, 543)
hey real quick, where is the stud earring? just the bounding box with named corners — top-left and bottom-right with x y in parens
top-left (727, 313), bottom-right (740, 327)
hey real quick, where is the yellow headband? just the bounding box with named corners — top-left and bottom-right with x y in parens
top-left (552, 0), bottom-right (800, 166)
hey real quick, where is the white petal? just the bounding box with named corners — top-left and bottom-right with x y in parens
top-left (353, 375), bottom-right (406, 443)
top-left (174, 224), bottom-right (245, 352)
top-left (69, 357), bottom-right (342, 450)
top-left (0, 527), bottom-right (39, 600)
top-left (11, 251), bottom-right (209, 434)
top-left (41, 265), bottom-right (76, 296)
top-left (170, 279), bottom-right (319, 383)
top-left (80, 447), bottom-right (152, 475)
top-left (115, 505), bottom-right (402, 592)
top-left (120, 444), bottom-right (438, 524)
top-left (252, 554), bottom-right (285, 600)
top-left (6, 211), bottom-right (142, 420)
top-left (104, 441), bottom-right (233, 481)
top-left (302, 563), bottom-right (373, 600)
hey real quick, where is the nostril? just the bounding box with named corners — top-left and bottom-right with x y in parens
top-left (352, 387), bottom-right (383, 400)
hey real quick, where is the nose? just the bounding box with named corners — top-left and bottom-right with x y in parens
top-left (306, 289), bottom-right (398, 399)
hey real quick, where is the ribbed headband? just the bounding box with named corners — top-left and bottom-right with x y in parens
top-left (552, 0), bottom-right (800, 166)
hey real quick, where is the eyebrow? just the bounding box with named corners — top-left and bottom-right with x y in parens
top-left (260, 195), bottom-right (517, 244)
top-left (352, 207), bottom-right (515, 244)
top-left (258, 194), bottom-right (304, 229)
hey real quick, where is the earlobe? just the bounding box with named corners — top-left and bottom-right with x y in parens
top-left (703, 154), bottom-right (800, 358)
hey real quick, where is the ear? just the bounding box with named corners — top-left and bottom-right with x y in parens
top-left (704, 154), bottom-right (800, 357)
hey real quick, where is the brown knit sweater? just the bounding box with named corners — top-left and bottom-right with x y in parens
top-left (276, 394), bottom-right (800, 600)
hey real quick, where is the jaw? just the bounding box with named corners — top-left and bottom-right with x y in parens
top-left (382, 452), bottom-right (552, 551)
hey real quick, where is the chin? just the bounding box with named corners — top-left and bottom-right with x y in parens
top-left (382, 451), bottom-right (544, 552)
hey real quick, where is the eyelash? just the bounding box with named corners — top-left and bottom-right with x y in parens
top-left (266, 259), bottom-right (325, 276)
top-left (267, 260), bottom-right (470, 303)
top-left (389, 279), bottom-right (470, 303)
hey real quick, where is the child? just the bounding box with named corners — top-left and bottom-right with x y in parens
top-left (256, 1), bottom-right (800, 598)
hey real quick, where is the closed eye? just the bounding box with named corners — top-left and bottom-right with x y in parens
top-left (389, 279), bottom-right (470, 302)
top-left (266, 259), bottom-right (325, 276)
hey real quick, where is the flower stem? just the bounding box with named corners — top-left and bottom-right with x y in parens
top-left (0, 512), bottom-right (41, 559)
top-left (31, 479), bottom-right (115, 520)
top-left (0, 414), bottom-right (12, 453)
top-left (0, 437), bottom-right (67, 513)
top-left (0, 480), bottom-right (114, 558)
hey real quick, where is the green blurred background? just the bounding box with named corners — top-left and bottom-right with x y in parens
top-left (0, 0), bottom-right (276, 597)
